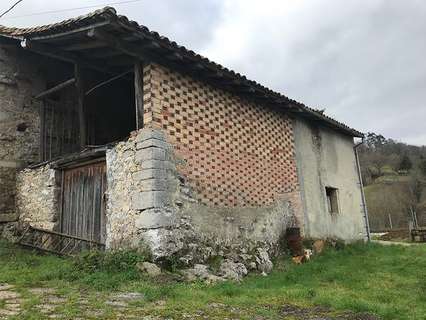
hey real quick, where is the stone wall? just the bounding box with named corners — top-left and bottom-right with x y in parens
top-left (293, 119), bottom-right (366, 241)
top-left (106, 128), bottom-right (299, 268)
top-left (104, 62), bottom-right (305, 266)
top-left (15, 164), bottom-right (60, 230)
top-left (0, 45), bottom-right (45, 217)
top-left (106, 128), bottom-right (185, 251)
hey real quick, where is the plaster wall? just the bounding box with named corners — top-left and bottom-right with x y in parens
top-left (293, 119), bottom-right (366, 240)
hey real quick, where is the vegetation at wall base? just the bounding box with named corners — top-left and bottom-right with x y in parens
top-left (0, 240), bottom-right (425, 319)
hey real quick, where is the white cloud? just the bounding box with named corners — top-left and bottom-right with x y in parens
top-left (1, 0), bottom-right (425, 145)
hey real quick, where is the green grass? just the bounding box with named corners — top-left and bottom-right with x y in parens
top-left (1, 241), bottom-right (426, 319)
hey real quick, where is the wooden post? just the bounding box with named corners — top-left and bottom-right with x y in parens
top-left (39, 103), bottom-right (46, 162)
top-left (134, 61), bottom-right (144, 130)
top-left (74, 64), bottom-right (86, 149)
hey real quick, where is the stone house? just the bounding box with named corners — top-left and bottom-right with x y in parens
top-left (0, 8), bottom-right (369, 263)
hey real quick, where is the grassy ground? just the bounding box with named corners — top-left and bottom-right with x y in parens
top-left (0, 241), bottom-right (425, 319)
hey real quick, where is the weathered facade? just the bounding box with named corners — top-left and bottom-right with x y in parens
top-left (0, 46), bottom-right (44, 221)
top-left (293, 120), bottom-right (366, 240)
top-left (0, 8), bottom-right (369, 265)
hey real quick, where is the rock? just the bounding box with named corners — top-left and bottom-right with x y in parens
top-left (182, 264), bottom-right (210, 281)
top-left (248, 262), bottom-right (257, 270)
top-left (313, 240), bottom-right (325, 254)
top-left (205, 274), bottom-right (226, 284)
top-left (105, 300), bottom-right (128, 308)
top-left (47, 296), bottom-right (67, 304)
top-left (193, 264), bottom-right (209, 276)
top-left (28, 288), bottom-right (56, 295)
top-left (0, 290), bottom-right (19, 300)
top-left (178, 254), bottom-right (193, 266)
top-left (239, 253), bottom-right (253, 262)
top-left (218, 259), bottom-right (248, 281)
top-left (137, 262), bottom-right (162, 277)
top-left (0, 309), bottom-right (19, 317)
top-left (0, 284), bottom-right (14, 291)
top-left (255, 248), bottom-right (273, 274)
top-left (110, 292), bottom-right (144, 302)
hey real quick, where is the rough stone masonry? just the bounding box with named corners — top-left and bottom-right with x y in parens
top-left (105, 127), bottom-right (298, 270)
top-left (0, 46), bottom-right (44, 219)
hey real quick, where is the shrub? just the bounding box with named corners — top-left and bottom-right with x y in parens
top-left (73, 249), bottom-right (147, 273)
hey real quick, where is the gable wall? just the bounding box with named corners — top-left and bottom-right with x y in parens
top-left (293, 118), bottom-right (366, 240)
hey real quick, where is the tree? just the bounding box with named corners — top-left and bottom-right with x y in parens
top-left (419, 159), bottom-right (426, 176)
top-left (399, 154), bottom-right (413, 171)
top-left (367, 152), bottom-right (388, 178)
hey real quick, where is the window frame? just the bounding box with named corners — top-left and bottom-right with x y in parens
top-left (325, 186), bottom-right (340, 215)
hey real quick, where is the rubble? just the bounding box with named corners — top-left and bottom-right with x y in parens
top-left (137, 262), bottom-right (162, 277)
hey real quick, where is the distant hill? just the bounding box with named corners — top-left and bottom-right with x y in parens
top-left (359, 133), bottom-right (426, 231)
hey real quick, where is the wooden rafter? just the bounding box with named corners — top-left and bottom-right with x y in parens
top-left (21, 38), bottom-right (114, 75)
top-left (35, 78), bottom-right (76, 100)
top-left (134, 62), bottom-right (144, 130)
top-left (62, 40), bottom-right (107, 51)
top-left (87, 28), bottom-right (146, 60)
top-left (74, 64), bottom-right (86, 149)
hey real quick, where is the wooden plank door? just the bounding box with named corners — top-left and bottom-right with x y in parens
top-left (61, 161), bottom-right (107, 244)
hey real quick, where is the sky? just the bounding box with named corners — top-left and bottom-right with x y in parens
top-left (1, 0), bottom-right (425, 145)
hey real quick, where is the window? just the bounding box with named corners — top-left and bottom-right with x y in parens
top-left (325, 187), bottom-right (339, 214)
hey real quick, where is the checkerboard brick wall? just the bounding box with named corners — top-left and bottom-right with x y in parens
top-left (143, 63), bottom-right (300, 208)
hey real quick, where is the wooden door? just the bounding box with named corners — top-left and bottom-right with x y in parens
top-left (61, 161), bottom-right (107, 244)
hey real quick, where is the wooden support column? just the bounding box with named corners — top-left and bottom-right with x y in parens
top-left (134, 61), bottom-right (144, 130)
top-left (39, 103), bottom-right (46, 162)
top-left (74, 64), bottom-right (86, 149)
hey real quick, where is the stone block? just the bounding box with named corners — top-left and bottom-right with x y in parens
top-left (139, 179), bottom-right (167, 191)
top-left (136, 148), bottom-right (166, 162)
top-left (131, 190), bottom-right (168, 210)
top-left (140, 159), bottom-right (169, 170)
top-left (135, 129), bottom-right (166, 143)
top-left (135, 208), bottom-right (176, 229)
top-left (133, 168), bottom-right (167, 181)
top-left (136, 138), bottom-right (169, 150)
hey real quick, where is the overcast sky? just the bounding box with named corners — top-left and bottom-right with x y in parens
top-left (1, 0), bottom-right (425, 145)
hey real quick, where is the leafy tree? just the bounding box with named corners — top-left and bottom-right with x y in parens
top-left (399, 154), bottom-right (413, 171)
top-left (419, 159), bottom-right (426, 176)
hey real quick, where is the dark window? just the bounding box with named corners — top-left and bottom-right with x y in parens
top-left (325, 187), bottom-right (339, 214)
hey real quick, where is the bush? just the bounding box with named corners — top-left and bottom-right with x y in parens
top-left (73, 249), bottom-right (147, 273)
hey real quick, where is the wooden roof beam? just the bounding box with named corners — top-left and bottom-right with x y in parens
top-left (35, 78), bottom-right (75, 100)
top-left (87, 28), bottom-right (146, 60)
top-left (29, 21), bottom-right (111, 41)
top-left (20, 38), bottom-right (115, 74)
top-left (61, 40), bottom-right (107, 51)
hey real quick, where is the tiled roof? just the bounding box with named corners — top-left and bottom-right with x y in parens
top-left (0, 7), bottom-right (363, 137)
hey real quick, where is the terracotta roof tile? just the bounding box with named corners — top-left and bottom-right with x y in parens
top-left (0, 7), bottom-right (363, 137)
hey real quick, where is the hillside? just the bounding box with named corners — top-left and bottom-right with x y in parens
top-left (359, 133), bottom-right (426, 231)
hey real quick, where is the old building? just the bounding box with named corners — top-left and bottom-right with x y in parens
top-left (0, 8), bottom-right (369, 264)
